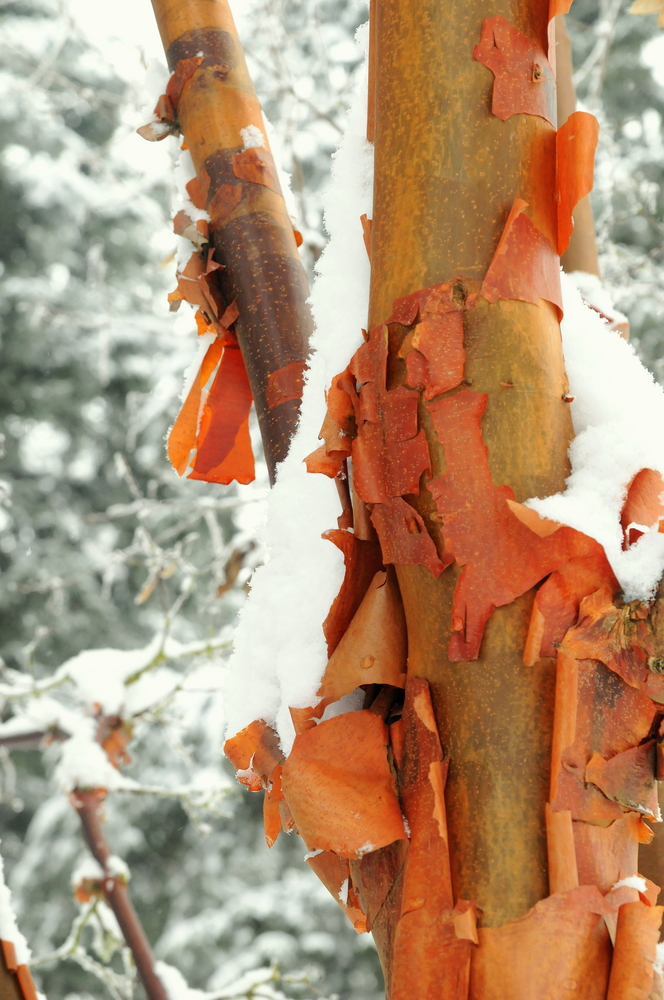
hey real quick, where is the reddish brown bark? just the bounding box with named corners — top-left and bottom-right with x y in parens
top-left (73, 790), bottom-right (168, 1000)
top-left (149, 0), bottom-right (313, 482)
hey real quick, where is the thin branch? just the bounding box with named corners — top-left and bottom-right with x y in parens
top-left (73, 790), bottom-right (168, 1000)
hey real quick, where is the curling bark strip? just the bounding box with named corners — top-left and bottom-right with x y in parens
top-left (150, 0), bottom-right (312, 482)
top-left (0, 942), bottom-right (37, 1000)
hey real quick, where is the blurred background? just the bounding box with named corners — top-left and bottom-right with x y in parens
top-left (0, 1), bottom-right (661, 998)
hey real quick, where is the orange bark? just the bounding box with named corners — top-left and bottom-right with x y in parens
top-left (149, 0), bottom-right (312, 481)
top-left (220, 0), bottom-right (664, 995)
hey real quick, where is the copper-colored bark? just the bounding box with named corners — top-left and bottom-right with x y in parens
top-left (555, 14), bottom-right (601, 277)
top-left (368, 0), bottom-right (573, 936)
top-left (150, 0), bottom-right (312, 480)
top-left (317, 570), bottom-right (407, 702)
top-left (281, 710), bottom-right (407, 857)
top-left (0, 943), bottom-right (25, 1000)
top-left (606, 900), bottom-right (663, 1000)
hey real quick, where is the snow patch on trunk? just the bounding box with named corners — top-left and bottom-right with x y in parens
top-left (528, 272), bottom-right (664, 601)
top-left (223, 23), bottom-right (373, 754)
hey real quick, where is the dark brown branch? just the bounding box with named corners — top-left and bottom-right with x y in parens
top-left (0, 728), bottom-right (68, 751)
top-left (73, 789), bottom-right (168, 1000)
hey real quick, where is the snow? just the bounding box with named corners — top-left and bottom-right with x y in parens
top-left (55, 727), bottom-right (139, 793)
top-left (58, 637), bottom-right (164, 715)
top-left (0, 848), bottom-right (31, 965)
top-left (240, 125), bottom-right (266, 150)
top-left (611, 875), bottom-right (648, 893)
top-left (71, 855), bottom-right (104, 885)
top-left (655, 940), bottom-right (664, 979)
top-left (528, 272), bottom-right (664, 601)
top-left (72, 853), bottom-right (129, 889)
top-left (224, 22), bottom-right (373, 754)
top-left (156, 961), bottom-right (297, 1000)
top-left (568, 270), bottom-right (629, 330)
top-left (157, 960), bottom-right (208, 1000)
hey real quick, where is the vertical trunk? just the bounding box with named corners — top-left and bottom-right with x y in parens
top-left (150, 0), bottom-right (312, 480)
top-left (369, 0), bottom-right (572, 931)
top-left (224, 1), bottom-right (664, 997)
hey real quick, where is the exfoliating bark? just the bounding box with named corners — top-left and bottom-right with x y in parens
top-left (149, 0), bottom-right (312, 481)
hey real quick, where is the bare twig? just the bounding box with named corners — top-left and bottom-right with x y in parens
top-left (73, 790), bottom-right (167, 1000)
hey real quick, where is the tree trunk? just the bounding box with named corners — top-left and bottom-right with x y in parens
top-left (368, 0), bottom-right (571, 930)
top-left (150, 0), bottom-right (312, 481)
top-left (224, 1), bottom-right (664, 997)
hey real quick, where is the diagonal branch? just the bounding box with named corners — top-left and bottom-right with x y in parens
top-left (72, 789), bottom-right (168, 1000)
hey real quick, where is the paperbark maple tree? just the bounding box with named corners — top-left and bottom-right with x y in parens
top-left (149, 0), bottom-right (664, 997)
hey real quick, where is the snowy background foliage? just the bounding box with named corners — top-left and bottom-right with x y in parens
top-left (0, 1), bottom-right (661, 999)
